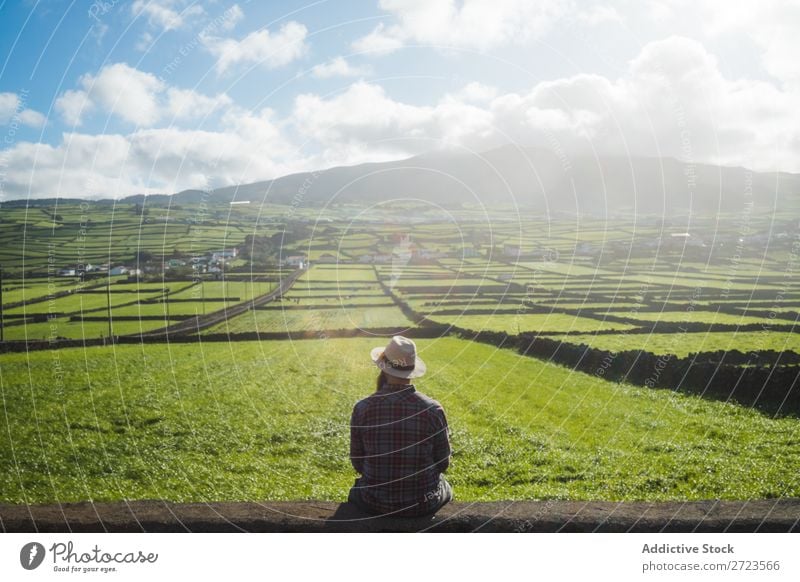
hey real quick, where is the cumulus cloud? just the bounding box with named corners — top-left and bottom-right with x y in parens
top-left (54, 63), bottom-right (231, 127)
top-left (0, 92), bottom-right (46, 128)
top-left (576, 5), bottom-right (622, 25)
top-left (311, 57), bottom-right (371, 79)
top-left (593, 0), bottom-right (800, 87)
top-left (131, 0), bottom-right (205, 32)
top-left (0, 107), bottom-right (303, 200)
top-left (201, 21), bottom-right (309, 74)
top-left (353, 0), bottom-right (567, 53)
top-left (166, 88), bottom-right (233, 120)
top-left (219, 3), bottom-right (244, 32)
top-left (452, 82), bottom-right (499, 104)
top-left (694, 0), bottom-right (800, 87)
top-left (292, 81), bottom-right (495, 164)
top-left (54, 90), bottom-right (94, 126)
top-left (351, 23), bottom-right (405, 54)
top-left (6, 34), bottom-right (800, 201)
top-left (294, 37), bottom-right (800, 172)
top-left (135, 31), bottom-right (155, 52)
top-left (89, 63), bottom-right (166, 125)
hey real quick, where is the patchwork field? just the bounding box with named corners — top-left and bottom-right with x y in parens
top-left (2, 338), bottom-right (798, 504)
top-left (1, 201), bottom-right (798, 511)
top-left (548, 331), bottom-right (800, 358)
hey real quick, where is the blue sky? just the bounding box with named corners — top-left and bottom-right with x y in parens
top-left (1, 0), bottom-right (799, 200)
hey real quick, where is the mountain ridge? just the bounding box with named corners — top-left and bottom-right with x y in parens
top-left (3, 145), bottom-right (798, 215)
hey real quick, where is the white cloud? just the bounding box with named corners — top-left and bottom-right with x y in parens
top-left (166, 88), bottom-right (232, 120)
top-left (55, 90), bottom-right (94, 127)
top-left (0, 108), bottom-right (303, 200)
top-left (597, 0), bottom-right (800, 87)
top-left (294, 82), bottom-right (433, 145)
top-left (292, 81), bottom-right (495, 163)
top-left (0, 92), bottom-right (46, 128)
top-left (54, 63), bottom-right (231, 127)
top-left (696, 0), bottom-right (800, 87)
top-left (0, 93), bottom-right (20, 121)
top-left (135, 31), bottom-right (154, 52)
top-left (351, 23), bottom-right (405, 54)
top-left (219, 4), bottom-right (244, 32)
top-left (201, 21), bottom-right (309, 74)
top-left (453, 82), bottom-right (499, 104)
top-left (89, 63), bottom-right (166, 125)
top-left (131, 0), bottom-right (205, 32)
top-left (292, 37), bottom-right (800, 172)
top-left (576, 5), bottom-right (622, 25)
top-left (17, 109), bottom-right (47, 128)
top-left (7, 33), bottom-right (800, 201)
top-left (311, 57), bottom-right (371, 78)
top-left (353, 0), bottom-right (568, 53)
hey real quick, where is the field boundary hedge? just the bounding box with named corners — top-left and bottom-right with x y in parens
top-left (457, 329), bottom-right (799, 416)
top-left (376, 266), bottom-right (800, 416)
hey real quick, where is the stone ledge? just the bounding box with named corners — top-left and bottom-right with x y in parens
top-left (2, 499), bottom-right (798, 533)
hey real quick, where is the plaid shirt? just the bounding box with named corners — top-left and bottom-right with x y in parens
top-left (350, 382), bottom-right (451, 515)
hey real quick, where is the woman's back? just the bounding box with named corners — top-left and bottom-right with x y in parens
top-left (350, 381), bottom-right (450, 514)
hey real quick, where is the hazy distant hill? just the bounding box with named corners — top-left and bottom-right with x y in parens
top-left (5, 146), bottom-right (799, 214)
top-left (202, 146), bottom-right (800, 215)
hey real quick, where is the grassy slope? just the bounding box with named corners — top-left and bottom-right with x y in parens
top-left (549, 331), bottom-right (800, 357)
top-left (1, 338), bottom-right (797, 504)
top-left (204, 306), bottom-right (413, 333)
top-left (427, 312), bottom-right (636, 333)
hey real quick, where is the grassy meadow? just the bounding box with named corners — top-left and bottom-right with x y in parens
top-left (1, 338), bottom-right (798, 504)
top-left (1, 201), bottom-right (799, 506)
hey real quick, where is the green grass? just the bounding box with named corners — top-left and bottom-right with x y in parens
top-left (0, 318), bottom-right (183, 340)
top-left (605, 310), bottom-right (779, 326)
top-left (1, 278), bottom-right (85, 305)
top-left (549, 331), bottom-right (800, 357)
top-left (273, 295), bottom-right (395, 307)
top-left (537, 302), bottom-right (645, 309)
top-left (5, 290), bottom-right (165, 315)
top-left (298, 266), bottom-right (378, 283)
top-left (169, 281), bottom-right (274, 301)
top-left (428, 312), bottom-right (636, 334)
top-left (391, 278), bottom-right (499, 287)
top-left (111, 302), bottom-right (208, 317)
top-left (204, 306), bottom-right (414, 333)
top-left (1, 338), bottom-right (797, 503)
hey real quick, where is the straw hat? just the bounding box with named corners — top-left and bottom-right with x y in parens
top-left (370, 335), bottom-right (427, 379)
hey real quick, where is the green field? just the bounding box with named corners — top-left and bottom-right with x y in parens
top-left (2, 200), bottom-right (799, 506)
top-left (428, 312), bottom-right (636, 334)
top-left (2, 338), bottom-right (797, 504)
top-left (0, 318), bottom-right (185, 340)
top-left (604, 309), bottom-right (777, 326)
top-left (206, 306), bottom-right (413, 333)
top-left (549, 331), bottom-right (800, 357)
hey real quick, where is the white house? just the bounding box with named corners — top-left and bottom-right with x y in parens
top-left (417, 249), bottom-right (444, 260)
top-left (211, 248), bottom-right (238, 261)
top-left (283, 255), bottom-right (307, 268)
